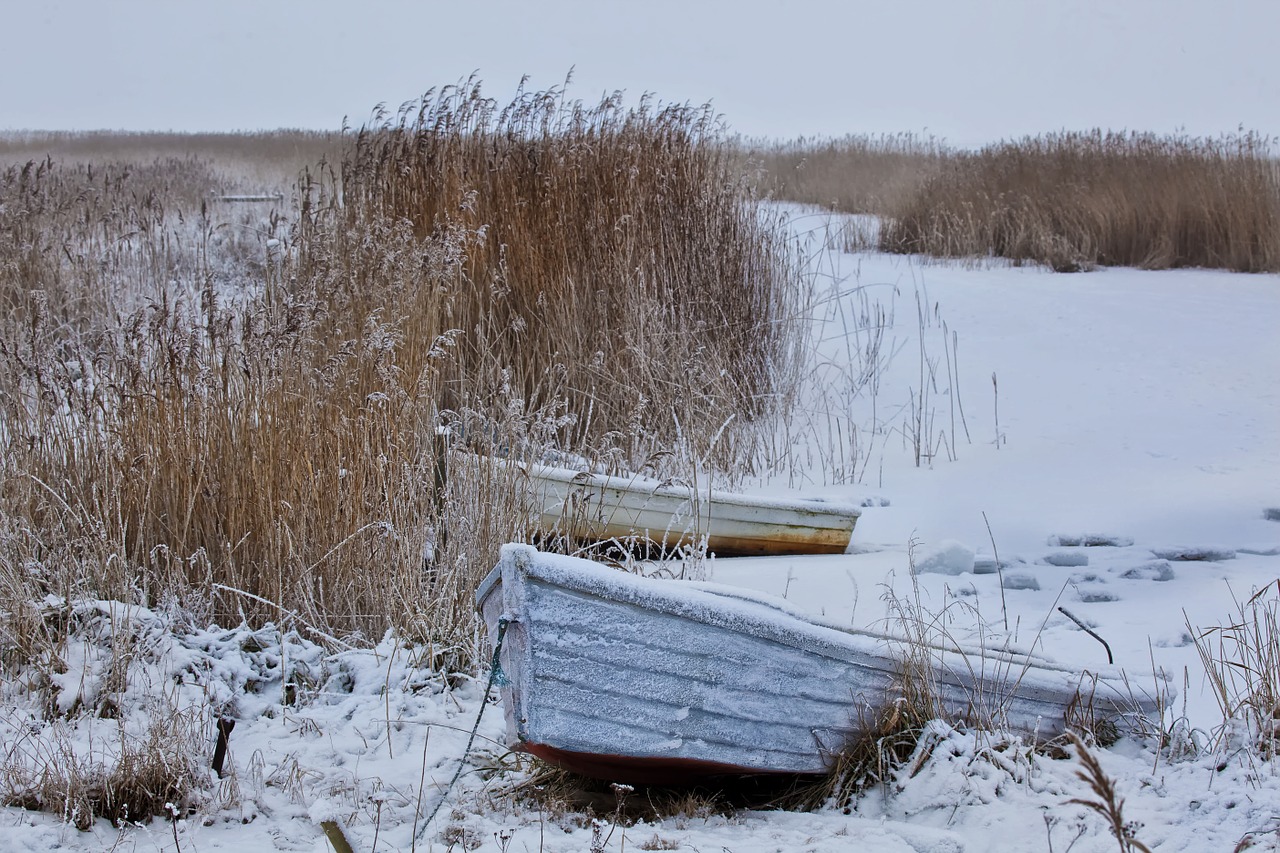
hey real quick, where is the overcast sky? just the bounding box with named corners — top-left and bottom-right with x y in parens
top-left (4, 0), bottom-right (1277, 144)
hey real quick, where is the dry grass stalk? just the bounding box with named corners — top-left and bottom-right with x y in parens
top-left (1066, 732), bottom-right (1153, 853)
top-left (1189, 580), bottom-right (1280, 755)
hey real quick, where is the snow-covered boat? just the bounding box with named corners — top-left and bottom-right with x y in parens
top-left (476, 545), bottom-right (1165, 784)
top-left (514, 461), bottom-right (862, 557)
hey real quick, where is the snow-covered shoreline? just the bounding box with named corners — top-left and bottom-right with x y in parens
top-left (4, 211), bottom-right (1279, 852)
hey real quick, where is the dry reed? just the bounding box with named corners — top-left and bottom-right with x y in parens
top-left (0, 129), bottom-right (341, 194)
top-left (0, 80), bottom-right (807, 659)
top-left (1189, 580), bottom-right (1280, 756)
top-left (761, 130), bottom-right (1280, 273)
top-left (753, 134), bottom-right (946, 216)
top-left (880, 130), bottom-right (1280, 272)
top-left (338, 80), bottom-right (806, 463)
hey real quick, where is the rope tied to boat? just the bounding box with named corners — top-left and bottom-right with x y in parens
top-left (415, 616), bottom-right (509, 840)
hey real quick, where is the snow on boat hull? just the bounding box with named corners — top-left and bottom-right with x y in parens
top-left (476, 545), bottom-right (1163, 785)
top-left (518, 462), bottom-right (861, 557)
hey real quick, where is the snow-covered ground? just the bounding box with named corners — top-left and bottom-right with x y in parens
top-left (724, 211), bottom-right (1280, 728)
top-left (3, 210), bottom-right (1279, 852)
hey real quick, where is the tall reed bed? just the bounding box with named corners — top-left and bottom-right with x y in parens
top-left (0, 130), bottom-right (342, 194)
top-left (0, 83), bottom-right (807, 656)
top-left (753, 134), bottom-right (946, 216)
top-left (340, 83), bottom-right (806, 463)
top-left (880, 131), bottom-right (1280, 272)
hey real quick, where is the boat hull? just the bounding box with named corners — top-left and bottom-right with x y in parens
top-left (518, 462), bottom-right (861, 557)
top-left (477, 545), bottom-right (1162, 784)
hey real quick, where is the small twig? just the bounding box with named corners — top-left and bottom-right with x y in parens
top-left (410, 726), bottom-right (432, 853)
top-left (384, 643), bottom-right (398, 760)
top-left (210, 583), bottom-right (355, 651)
top-left (992, 372), bottom-right (1002, 449)
top-left (953, 330), bottom-right (972, 444)
top-left (942, 322), bottom-right (957, 461)
top-left (211, 718), bottom-right (235, 778)
top-left (982, 511), bottom-right (1009, 631)
top-left (1059, 607), bottom-right (1114, 664)
top-left (321, 820), bottom-right (356, 853)
top-left (415, 618), bottom-right (510, 841)
top-left (307, 521), bottom-right (395, 574)
top-left (169, 803), bottom-right (183, 853)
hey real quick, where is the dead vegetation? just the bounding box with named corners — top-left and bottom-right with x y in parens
top-left (0, 80), bottom-right (807, 656)
top-left (761, 130), bottom-right (1280, 273)
top-left (1190, 580), bottom-right (1280, 756)
top-left (2, 703), bottom-right (205, 830)
top-left (0, 129), bottom-right (341, 194)
top-left (507, 759), bottom-right (814, 826)
top-left (754, 133), bottom-right (946, 216)
top-left (882, 131), bottom-right (1280, 273)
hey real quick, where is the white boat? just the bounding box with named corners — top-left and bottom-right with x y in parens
top-left (514, 462), bottom-right (862, 557)
top-left (476, 545), bottom-right (1165, 784)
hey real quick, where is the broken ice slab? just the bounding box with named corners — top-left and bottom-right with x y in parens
top-left (1120, 560), bottom-right (1176, 582)
top-left (912, 540), bottom-right (976, 575)
top-left (973, 555), bottom-right (998, 574)
top-left (1044, 551), bottom-right (1089, 567)
top-left (1046, 533), bottom-right (1135, 547)
top-left (1151, 546), bottom-right (1236, 562)
top-left (1002, 573), bottom-right (1041, 591)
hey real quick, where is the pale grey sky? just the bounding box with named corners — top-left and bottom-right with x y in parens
top-left (4, 0), bottom-right (1277, 144)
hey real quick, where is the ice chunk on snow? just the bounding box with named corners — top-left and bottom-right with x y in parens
top-left (1151, 546), bottom-right (1236, 562)
top-left (1002, 573), bottom-right (1041, 591)
top-left (1121, 560), bottom-right (1176, 582)
top-left (1075, 586), bottom-right (1118, 603)
top-left (1044, 551), bottom-right (1089, 567)
top-left (912, 540), bottom-right (975, 575)
top-left (1047, 533), bottom-right (1134, 547)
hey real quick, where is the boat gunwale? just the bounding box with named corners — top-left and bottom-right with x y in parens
top-left (524, 462), bottom-right (864, 523)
